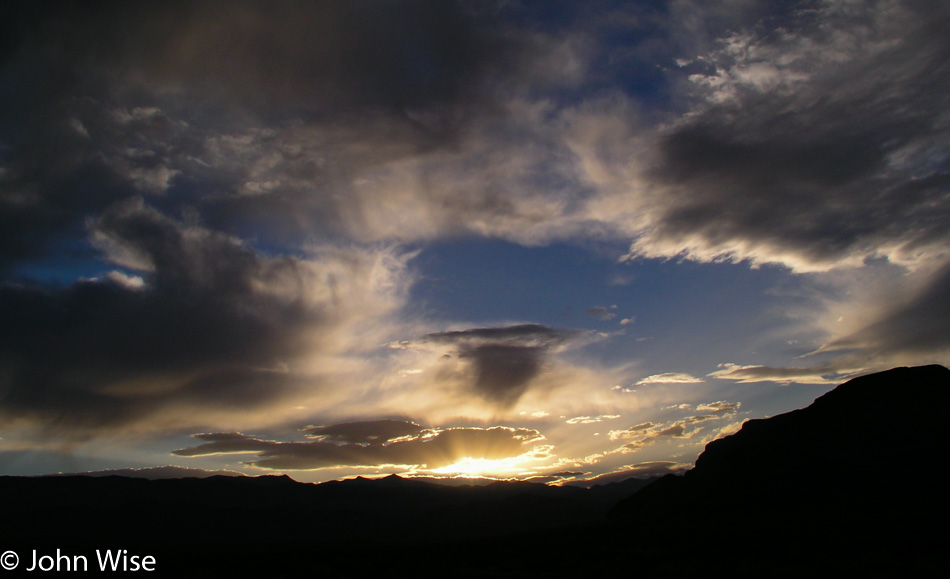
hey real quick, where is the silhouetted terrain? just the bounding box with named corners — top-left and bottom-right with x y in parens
top-left (2, 365), bottom-right (947, 577)
top-left (1, 468), bottom-right (651, 576)
top-left (604, 364), bottom-right (950, 576)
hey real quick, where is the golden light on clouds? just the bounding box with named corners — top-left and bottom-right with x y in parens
top-left (432, 456), bottom-right (536, 478)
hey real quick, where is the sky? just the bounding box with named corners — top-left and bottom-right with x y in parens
top-left (1, 0), bottom-right (948, 485)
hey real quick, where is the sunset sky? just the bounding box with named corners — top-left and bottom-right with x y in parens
top-left (1, 0), bottom-right (948, 484)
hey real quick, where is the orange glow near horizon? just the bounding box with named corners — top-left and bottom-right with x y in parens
top-left (431, 456), bottom-right (534, 478)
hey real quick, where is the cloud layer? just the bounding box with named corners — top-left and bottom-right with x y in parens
top-left (173, 422), bottom-right (543, 471)
top-left (627, 0), bottom-right (950, 272)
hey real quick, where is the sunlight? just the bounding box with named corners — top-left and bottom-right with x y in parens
top-left (431, 456), bottom-right (529, 478)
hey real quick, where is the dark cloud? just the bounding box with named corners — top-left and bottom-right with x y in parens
top-left (0, 0), bottom-right (566, 267)
top-left (425, 324), bottom-right (582, 346)
top-left (459, 344), bottom-right (546, 407)
top-left (173, 425), bottom-right (542, 470)
top-left (652, 423), bottom-right (686, 438)
top-left (630, 1), bottom-right (950, 270)
top-left (0, 280), bottom-right (297, 433)
top-left (0, 199), bottom-right (405, 437)
top-left (3, 0), bottom-right (527, 115)
top-left (424, 324), bottom-right (585, 407)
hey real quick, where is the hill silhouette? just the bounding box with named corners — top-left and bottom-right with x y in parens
top-left (2, 365), bottom-right (947, 577)
top-left (0, 470), bottom-right (650, 576)
top-left (607, 364), bottom-right (950, 575)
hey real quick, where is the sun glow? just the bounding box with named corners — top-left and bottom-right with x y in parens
top-left (431, 456), bottom-right (530, 478)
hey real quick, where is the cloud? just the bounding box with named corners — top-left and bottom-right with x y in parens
top-left (828, 261), bottom-right (950, 357)
top-left (173, 424), bottom-right (543, 471)
top-left (695, 401), bottom-right (741, 415)
top-left (585, 306), bottom-right (617, 321)
top-left (304, 420), bottom-right (425, 445)
top-left (423, 324), bottom-right (583, 348)
top-left (417, 324), bottom-right (587, 408)
top-left (0, 199), bottom-right (414, 439)
top-left (608, 422), bottom-right (655, 439)
top-left (565, 415), bottom-right (621, 425)
top-left (5, 1), bottom-right (948, 280)
top-left (0, 0), bottom-right (596, 269)
top-left (708, 364), bottom-right (853, 385)
top-left (635, 373), bottom-right (704, 386)
top-left (4, 1), bottom-right (535, 118)
top-left (609, 401), bottom-right (741, 450)
top-left (624, 1), bottom-right (950, 272)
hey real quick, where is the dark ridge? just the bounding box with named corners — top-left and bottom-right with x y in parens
top-left (615, 364), bottom-right (950, 514)
top-left (0, 470), bottom-right (636, 576)
top-left (605, 364), bottom-right (949, 576)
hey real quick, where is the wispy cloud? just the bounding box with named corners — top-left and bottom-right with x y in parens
top-left (636, 373), bottom-right (704, 386)
top-left (708, 364), bottom-right (855, 385)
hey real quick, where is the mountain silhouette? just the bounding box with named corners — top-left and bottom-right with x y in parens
top-left (607, 364), bottom-right (949, 575)
top-left (1, 365), bottom-right (946, 577)
top-left (616, 364), bottom-right (949, 511)
top-left (0, 470), bottom-right (653, 576)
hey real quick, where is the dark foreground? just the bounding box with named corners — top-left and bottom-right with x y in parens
top-left (3, 365), bottom-right (948, 577)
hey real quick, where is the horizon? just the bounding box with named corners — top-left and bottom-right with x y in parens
top-left (33, 362), bottom-right (948, 487)
top-left (2, 1), bottom-right (949, 486)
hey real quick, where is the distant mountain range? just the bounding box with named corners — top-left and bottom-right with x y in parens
top-left (2, 365), bottom-right (946, 577)
top-left (53, 465), bottom-right (246, 479)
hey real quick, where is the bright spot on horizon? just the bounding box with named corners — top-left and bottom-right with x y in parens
top-left (432, 456), bottom-right (534, 478)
